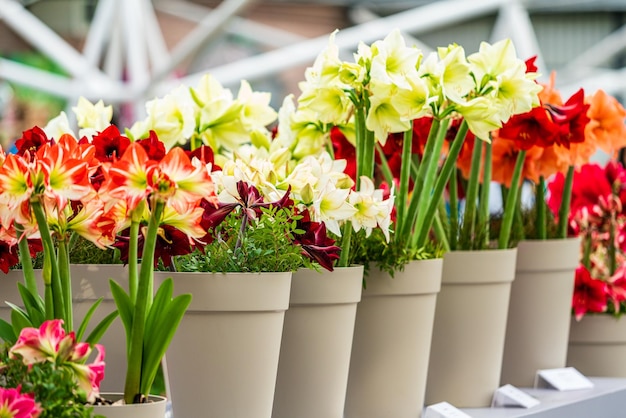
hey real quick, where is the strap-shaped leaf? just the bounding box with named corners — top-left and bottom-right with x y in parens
top-left (85, 310), bottom-right (119, 346)
top-left (9, 304), bottom-right (33, 335)
top-left (76, 298), bottom-right (104, 342)
top-left (109, 280), bottom-right (133, 342)
top-left (0, 318), bottom-right (16, 344)
top-left (140, 279), bottom-right (191, 394)
top-left (17, 282), bottom-right (45, 327)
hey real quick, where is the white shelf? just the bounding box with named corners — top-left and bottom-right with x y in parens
top-left (459, 377), bottom-right (626, 418)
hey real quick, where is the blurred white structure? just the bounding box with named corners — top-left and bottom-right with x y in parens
top-left (1, 0), bottom-right (626, 116)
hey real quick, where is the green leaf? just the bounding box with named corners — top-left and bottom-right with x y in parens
top-left (17, 282), bottom-right (45, 327)
top-left (0, 318), bottom-right (17, 343)
top-left (140, 280), bottom-right (191, 395)
top-left (76, 298), bottom-right (104, 342)
top-left (109, 280), bottom-right (133, 343)
top-left (9, 303), bottom-right (33, 334)
top-left (85, 310), bottom-right (119, 346)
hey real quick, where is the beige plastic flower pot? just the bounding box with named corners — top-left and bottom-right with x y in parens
top-left (501, 238), bottom-right (579, 387)
top-left (344, 259), bottom-right (442, 418)
top-left (272, 265), bottom-right (363, 418)
top-left (426, 248), bottom-right (517, 408)
top-left (568, 314), bottom-right (626, 377)
top-left (155, 271), bottom-right (292, 418)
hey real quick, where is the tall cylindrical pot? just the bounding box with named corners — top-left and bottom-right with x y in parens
top-left (272, 266), bottom-right (363, 418)
top-left (155, 271), bottom-right (292, 418)
top-left (568, 314), bottom-right (626, 377)
top-left (344, 258), bottom-right (442, 418)
top-left (92, 394), bottom-right (167, 418)
top-left (426, 248), bottom-right (517, 407)
top-left (501, 238), bottom-right (579, 387)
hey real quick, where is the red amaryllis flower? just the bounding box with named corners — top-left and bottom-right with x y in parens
top-left (498, 106), bottom-right (558, 150)
top-left (548, 163), bottom-right (620, 221)
top-left (0, 241), bottom-right (19, 274)
top-left (572, 265), bottom-right (609, 320)
top-left (525, 56), bottom-right (538, 73)
top-left (14, 126), bottom-right (51, 157)
top-left (331, 127), bottom-right (356, 181)
top-left (113, 224), bottom-right (195, 268)
top-left (91, 125), bottom-right (130, 163)
top-left (546, 88), bottom-right (590, 148)
top-left (136, 130), bottom-right (166, 161)
top-left (293, 209), bottom-right (341, 271)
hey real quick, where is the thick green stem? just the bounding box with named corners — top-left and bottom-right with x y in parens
top-left (557, 165), bottom-right (575, 239)
top-left (31, 200), bottom-right (65, 324)
top-left (461, 138), bottom-right (483, 249)
top-left (408, 119), bottom-right (450, 243)
top-left (449, 167), bottom-right (459, 251)
top-left (128, 221), bottom-right (140, 304)
top-left (478, 140), bottom-right (492, 249)
top-left (536, 177), bottom-right (547, 240)
top-left (15, 223), bottom-right (38, 296)
top-left (435, 198), bottom-right (450, 252)
top-left (57, 239), bottom-right (72, 331)
top-left (395, 128), bottom-right (414, 237)
top-left (337, 222), bottom-right (353, 268)
top-left (498, 150), bottom-right (526, 249)
top-left (124, 201), bottom-right (164, 404)
top-left (415, 120), bottom-right (469, 249)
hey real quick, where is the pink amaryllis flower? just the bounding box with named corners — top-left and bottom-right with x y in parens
top-left (0, 387), bottom-right (41, 418)
top-left (9, 320), bottom-right (105, 403)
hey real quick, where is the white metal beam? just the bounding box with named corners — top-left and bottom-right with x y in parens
top-left (160, 0), bottom-right (511, 93)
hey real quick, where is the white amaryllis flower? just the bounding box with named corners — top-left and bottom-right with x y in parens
top-left (43, 111), bottom-right (75, 140)
top-left (349, 176), bottom-right (395, 242)
top-left (72, 96), bottom-right (113, 139)
top-left (130, 85), bottom-right (195, 149)
top-left (236, 80), bottom-right (278, 130)
top-left (366, 82), bottom-right (411, 145)
top-left (467, 38), bottom-right (542, 123)
top-left (369, 28), bottom-right (421, 91)
top-left (309, 181), bottom-right (357, 236)
top-left (432, 44), bottom-right (474, 107)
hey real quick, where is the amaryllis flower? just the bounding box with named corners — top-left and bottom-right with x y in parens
top-left (9, 320), bottom-right (105, 403)
top-left (294, 209), bottom-right (341, 271)
top-left (546, 88), bottom-right (590, 148)
top-left (572, 265), bottom-right (609, 320)
top-left (13, 126), bottom-right (51, 157)
top-left (136, 130), bottom-right (167, 161)
top-left (91, 125), bottom-right (130, 163)
top-left (330, 127), bottom-right (356, 182)
top-left (0, 387), bottom-right (41, 418)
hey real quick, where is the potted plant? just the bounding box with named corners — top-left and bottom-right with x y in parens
top-left (0, 319), bottom-right (105, 418)
top-left (493, 73), bottom-right (626, 386)
top-left (548, 160), bottom-right (626, 377)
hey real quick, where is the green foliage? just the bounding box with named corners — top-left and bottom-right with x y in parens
top-left (352, 228), bottom-right (444, 278)
top-left (0, 345), bottom-right (98, 418)
top-left (68, 235), bottom-right (121, 265)
top-left (173, 206), bottom-right (310, 273)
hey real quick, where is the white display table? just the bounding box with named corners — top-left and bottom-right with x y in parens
top-left (459, 377), bottom-right (626, 417)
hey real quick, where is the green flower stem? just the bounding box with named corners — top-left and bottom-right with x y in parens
top-left (461, 138), bottom-right (483, 248)
top-left (435, 197), bottom-right (450, 252)
top-left (477, 140), bottom-right (492, 249)
top-left (513, 190), bottom-right (525, 242)
top-left (374, 143), bottom-right (394, 188)
top-left (57, 239), bottom-right (72, 331)
top-left (609, 211), bottom-right (617, 276)
top-left (415, 120), bottom-right (469, 249)
top-left (15, 222), bottom-right (38, 296)
top-left (128, 221), bottom-right (140, 304)
top-left (124, 200), bottom-right (165, 404)
top-left (448, 166), bottom-right (459, 251)
top-left (337, 222), bottom-right (353, 268)
top-left (31, 200), bottom-right (65, 323)
top-left (582, 231), bottom-right (592, 269)
top-left (498, 149), bottom-right (526, 249)
top-left (557, 165), bottom-right (575, 239)
top-left (395, 128), bottom-right (414, 237)
top-left (410, 118), bottom-right (442, 217)
top-left (407, 118), bottom-right (449, 243)
top-left (536, 176), bottom-right (547, 240)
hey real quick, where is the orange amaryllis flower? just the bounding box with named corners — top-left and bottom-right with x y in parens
top-left (490, 134), bottom-right (542, 187)
top-left (584, 89), bottom-right (626, 156)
